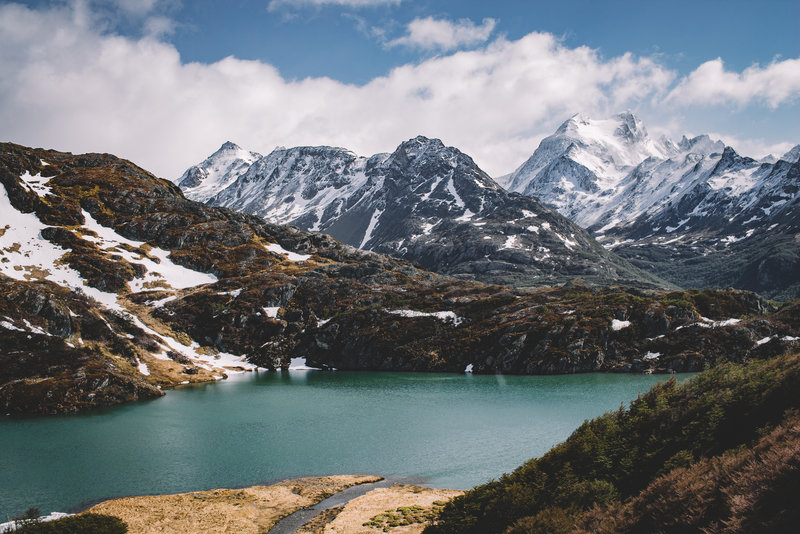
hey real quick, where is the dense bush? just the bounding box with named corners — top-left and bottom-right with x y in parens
top-left (13, 514), bottom-right (126, 534)
top-left (426, 352), bottom-right (800, 533)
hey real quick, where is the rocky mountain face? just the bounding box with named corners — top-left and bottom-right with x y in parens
top-left (179, 137), bottom-right (660, 288)
top-left (500, 112), bottom-right (800, 300)
top-left (2, 143), bottom-right (798, 414)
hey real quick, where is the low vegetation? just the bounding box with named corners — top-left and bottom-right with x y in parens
top-left (12, 513), bottom-right (126, 534)
top-left (426, 350), bottom-right (800, 533)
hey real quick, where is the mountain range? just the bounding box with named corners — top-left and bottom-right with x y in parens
top-left (4, 142), bottom-right (797, 414)
top-left (181, 112), bottom-right (799, 300)
top-left (499, 112), bottom-right (800, 300)
top-left (178, 137), bottom-right (659, 288)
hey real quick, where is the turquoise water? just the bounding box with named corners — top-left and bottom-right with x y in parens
top-left (0, 370), bottom-right (689, 518)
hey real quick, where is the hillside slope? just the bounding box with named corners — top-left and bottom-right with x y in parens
top-left (427, 342), bottom-right (800, 533)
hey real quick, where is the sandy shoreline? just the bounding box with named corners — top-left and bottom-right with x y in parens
top-left (81, 475), bottom-right (462, 534)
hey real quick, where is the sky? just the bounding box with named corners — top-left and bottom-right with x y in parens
top-left (1, 0), bottom-right (799, 180)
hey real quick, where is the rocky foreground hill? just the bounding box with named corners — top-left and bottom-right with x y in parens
top-left (1, 142), bottom-right (799, 414)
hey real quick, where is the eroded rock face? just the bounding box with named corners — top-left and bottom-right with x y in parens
top-left (0, 279), bottom-right (163, 415)
top-left (151, 279), bottom-right (796, 377)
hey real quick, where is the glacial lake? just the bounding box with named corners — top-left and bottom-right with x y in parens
top-left (0, 370), bottom-right (691, 519)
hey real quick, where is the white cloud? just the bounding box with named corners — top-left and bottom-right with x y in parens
top-left (666, 57), bottom-right (800, 108)
top-left (706, 132), bottom-right (794, 161)
top-left (268, 0), bottom-right (402, 10)
top-left (387, 16), bottom-right (497, 51)
top-left (0, 2), bottom-right (678, 181)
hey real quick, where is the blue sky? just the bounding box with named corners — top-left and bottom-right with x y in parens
top-left (1, 0), bottom-right (799, 178)
top-left (167, 0), bottom-right (800, 83)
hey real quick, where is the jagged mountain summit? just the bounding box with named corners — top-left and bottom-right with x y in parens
top-left (500, 112), bottom-right (800, 300)
top-left (179, 136), bottom-right (659, 287)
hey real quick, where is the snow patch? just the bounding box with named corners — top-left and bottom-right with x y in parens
top-left (81, 210), bottom-right (218, 292)
top-left (501, 235), bottom-right (520, 249)
top-left (611, 319), bottom-right (631, 330)
top-left (265, 242), bottom-right (312, 262)
top-left (643, 351), bottom-right (660, 360)
top-left (358, 207), bottom-right (384, 249)
top-left (289, 357), bottom-right (320, 370)
top-left (464, 363), bottom-right (474, 373)
top-left (146, 295), bottom-right (179, 308)
top-left (263, 306), bottom-right (280, 318)
top-left (386, 309), bottom-right (464, 326)
top-left (0, 319), bottom-right (25, 332)
top-left (19, 171), bottom-right (52, 197)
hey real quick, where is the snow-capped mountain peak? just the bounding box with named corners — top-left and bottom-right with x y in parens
top-left (780, 144), bottom-right (800, 164)
top-left (499, 111), bottom-right (677, 225)
top-left (179, 136), bottom-right (653, 287)
top-left (178, 141), bottom-right (262, 202)
top-left (499, 112), bottom-right (799, 299)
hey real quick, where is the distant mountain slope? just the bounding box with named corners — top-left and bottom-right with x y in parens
top-left (179, 137), bottom-right (662, 288)
top-left (4, 143), bottom-right (797, 414)
top-left (501, 112), bottom-right (800, 300)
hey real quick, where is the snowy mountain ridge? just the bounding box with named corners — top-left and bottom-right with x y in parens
top-left (179, 136), bottom-right (657, 287)
top-left (500, 111), bottom-right (800, 299)
top-left (501, 111), bottom-right (799, 236)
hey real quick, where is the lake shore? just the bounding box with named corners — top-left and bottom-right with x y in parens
top-left (82, 475), bottom-right (462, 534)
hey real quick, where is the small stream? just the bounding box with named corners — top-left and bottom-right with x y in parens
top-left (268, 476), bottom-right (425, 534)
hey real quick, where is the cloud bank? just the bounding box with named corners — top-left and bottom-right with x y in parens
top-left (386, 16), bottom-right (497, 51)
top-left (667, 57), bottom-right (800, 108)
top-left (0, 2), bottom-right (798, 180)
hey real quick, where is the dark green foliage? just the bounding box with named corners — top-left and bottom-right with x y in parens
top-left (13, 514), bottom-right (126, 534)
top-left (426, 352), bottom-right (800, 534)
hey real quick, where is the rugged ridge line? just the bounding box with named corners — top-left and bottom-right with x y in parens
top-left (179, 136), bottom-right (663, 288)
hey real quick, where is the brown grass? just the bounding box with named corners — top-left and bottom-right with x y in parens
top-left (313, 484), bottom-right (463, 534)
top-left (86, 475), bottom-right (382, 534)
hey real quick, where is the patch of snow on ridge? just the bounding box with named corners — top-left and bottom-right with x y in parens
top-left (146, 295), bottom-right (179, 308)
top-left (676, 317), bottom-right (742, 331)
top-left (359, 207), bottom-right (384, 249)
top-left (263, 306), bottom-right (280, 318)
top-left (501, 235), bottom-right (520, 249)
top-left (643, 351), bottom-right (660, 360)
top-left (1, 319), bottom-right (26, 332)
top-left (446, 176), bottom-right (465, 208)
top-left (19, 170), bottom-right (52, 197)
top-left (0, 184), bottom-right (123, 310)
top-left (137, 360), bottom-right (150, 375)
top-left (81, 210), bottom-right (218, 291)
top-left (386, 309), bottom-right (464, 326)
top-left (465, 363), bottom-right (474, 373)
top-left (265, 242), bottom-right (311, 262)
top-left (611, 319), bottom-right (631, 330)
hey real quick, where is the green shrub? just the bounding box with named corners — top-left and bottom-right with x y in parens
top-left (13, 513), bottom-right (127, 534)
